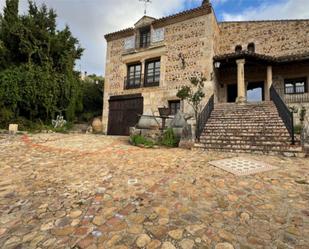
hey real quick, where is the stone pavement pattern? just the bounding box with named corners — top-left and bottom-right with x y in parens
top-left (0, 134), bottom-right (308, 249)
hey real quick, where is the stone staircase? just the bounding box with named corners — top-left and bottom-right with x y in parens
top-left (195, 101), bottom-right (302, 155)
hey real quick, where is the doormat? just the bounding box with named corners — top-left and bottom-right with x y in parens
top-left (209, 157), bottom-right (278, 176)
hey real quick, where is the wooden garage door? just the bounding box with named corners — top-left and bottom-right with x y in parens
top-left (107, 94), bottom-right (143, 135)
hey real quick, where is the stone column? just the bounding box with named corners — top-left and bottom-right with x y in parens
top-left (236, 59), bottom-right (246, 103)
top-left (266, 65), bottom-right (273, 101)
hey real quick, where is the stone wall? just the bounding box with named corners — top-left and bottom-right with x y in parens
top-left (102, 12), bottom-right (217, 133)
top-left (218, 20), bottom-right (309, 56)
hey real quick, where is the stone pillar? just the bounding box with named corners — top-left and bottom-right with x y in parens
top-left (266, 65), bottom-right (273, 101)
top-left (236, 59), bottom-right (246, 103)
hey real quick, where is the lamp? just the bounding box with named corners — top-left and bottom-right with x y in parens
top-left (214, 62), bottom-right (221, 69)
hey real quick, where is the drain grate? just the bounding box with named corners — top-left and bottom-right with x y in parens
top-left (209, 157), bottom-right (278, 176)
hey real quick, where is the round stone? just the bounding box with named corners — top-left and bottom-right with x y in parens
top-left (147, 240), bottom-right (161, 249)
top-left (136, 234), bottom-right (151, 248)
top-left (180, 239), bottom-right (194, 249)
top-left (161, 241), bottom-right (176, 249)
top-left (69, 210), bottom-right (82, 218)
top-left (168, 229), bottom-right (183, 240)
top-left (215, 242), bottom-right (234, 249)
top-left (240, 212), bottom-right (250, 223)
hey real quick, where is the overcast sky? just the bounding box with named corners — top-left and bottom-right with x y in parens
top-left (1, 0), bottom-right (309, 76)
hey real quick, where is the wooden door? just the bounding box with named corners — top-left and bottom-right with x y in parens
top-left (107, 95), bottom-right (143, 135)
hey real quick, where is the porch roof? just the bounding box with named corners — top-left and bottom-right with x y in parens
top-left (213, 51), bottom-right (309, 64)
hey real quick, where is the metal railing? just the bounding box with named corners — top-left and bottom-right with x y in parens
top-left (124, 75), bottom-right (142, 89)
top-left (197, 94), bottom-right (214, 140)
top-left (274, 87), bottom-right (309, 103)
top-left (124, 74), bottom-right (160, 89)
top-left (270, 86), bottom-right (295, 145)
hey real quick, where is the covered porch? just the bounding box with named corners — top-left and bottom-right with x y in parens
top-left (213, 52), bottom-right (275, 103)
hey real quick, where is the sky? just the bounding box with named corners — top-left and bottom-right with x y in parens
top-left (1, 0), bottom-right (309, 76)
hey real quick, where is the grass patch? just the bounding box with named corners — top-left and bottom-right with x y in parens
top-left (130, 135), bottom-right (155, 148)
top-left (160, 128), bottom-right (179, 147)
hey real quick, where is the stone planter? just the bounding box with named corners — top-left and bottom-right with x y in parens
top-left (137, 115), bottom-right (160, 130)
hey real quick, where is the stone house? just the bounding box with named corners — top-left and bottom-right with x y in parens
top-left (102, 0), bottom-right (309, 154)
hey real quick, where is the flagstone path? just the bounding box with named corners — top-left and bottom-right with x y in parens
top-left (0, 133), bottom-right (308, 249)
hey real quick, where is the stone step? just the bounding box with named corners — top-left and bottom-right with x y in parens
top-left (195, 143), bottom-right (302, 153)
top-left (197, 101), bottom-right (300, 154)
top-left (210, 115), bottom-right (283, 119)
top-left (206, 121), bottom-right (284, 125)
top-left (201, 133), bottom-right (291, 141)
top-left (201, 132), bottom-right (291, 138)
top-left (204, 126), bottom-right (288, 131)
top-left (194, 144), bottom-right (303, 156)
top-left (200, 140), bottom-right (291, 146)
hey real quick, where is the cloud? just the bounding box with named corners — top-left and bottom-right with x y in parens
top-left (0, 0), bottom-right (203, 75)
top-left (222, 0), bottom-right (309, 21)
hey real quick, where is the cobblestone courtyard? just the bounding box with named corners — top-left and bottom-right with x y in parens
top-left (0, 134), bottom-right (308, 249)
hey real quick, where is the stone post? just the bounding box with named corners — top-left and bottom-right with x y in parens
top-left (236, 59), bottom-right (246, 103)
top-left (266, 65), bottom-right (273, 101)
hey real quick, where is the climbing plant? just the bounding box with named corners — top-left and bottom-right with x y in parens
top-left (0, 0), bottom-right (84, 127)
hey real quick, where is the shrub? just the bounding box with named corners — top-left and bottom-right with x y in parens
top-left (130, 135), bottom-right (154, 147)
top-left (161, 128), bottom-right (179, 147)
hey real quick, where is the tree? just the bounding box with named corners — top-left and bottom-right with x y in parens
top-left (0, 0), bottom-right (84, 127)
top-left (177, 74), bottom-right (206, 141)
top-left (0, 0), bottom-right (20, 68)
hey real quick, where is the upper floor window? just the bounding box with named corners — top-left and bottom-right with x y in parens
top-left (140, 27), bottom-right (151, 48)
top-left (247, 43), bottom-right (255, 53)
top-left (145, 59), bottom-right (160, 87)
top-left (126, 63), bottom-right (141, 89)
top-left (284, 77), bottom-right (307, 94)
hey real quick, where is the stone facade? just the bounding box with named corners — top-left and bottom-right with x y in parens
top-left (103, 4), bottom-right (218, 133)
top-left (219, 20), bottom-right (309, 56)
top-left (103, 1), bottom-right (309, 134)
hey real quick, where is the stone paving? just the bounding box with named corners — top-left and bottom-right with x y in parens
top-left (0, 133), bottom-right (308, 249)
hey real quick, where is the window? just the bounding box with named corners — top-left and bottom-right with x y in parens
top-left (284, 78), bottom-right (307, 94)
top-left (169, 100), bottom-right (180, 115)
top-left (235, 45), bottom-right (242, 53)
top-left (126, 63), bottom-right (141, 89)
top-left (247, 43), bottom-right (255, 53)
top-left (140, 27), bottom-right (151, 48)
top-left (145, 59), bottom-right (160, 86)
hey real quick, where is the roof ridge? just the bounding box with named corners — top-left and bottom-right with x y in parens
top-left (219, 19), bottom-right (309, 24)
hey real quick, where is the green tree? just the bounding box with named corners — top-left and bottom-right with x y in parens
top-left (177, 74), bottom-right (206, 141)
top-left (0, 0), bottom-right (84, 127)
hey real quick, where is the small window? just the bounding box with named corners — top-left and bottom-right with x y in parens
top-left (235, 45), bottom-right (242, 53)
top-left (140, 27), bottom-right (151, 48)
top-left (284, 78), bottom-right (307, 94)
top-left (247, 43), bottom-right (255, 53)
top-left (145, 59), bottom-right (160, 87)
top-left (169, 100), bottom-right (180, 115)
top-left (126, 63), bottom-right (141, 89)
